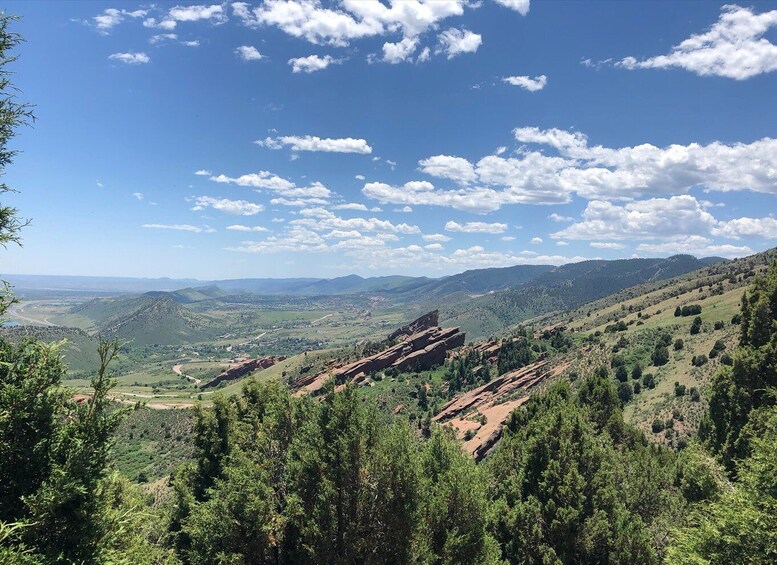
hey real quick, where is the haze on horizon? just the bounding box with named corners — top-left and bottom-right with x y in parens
top-left (3, 1), bottom-right (777, 280)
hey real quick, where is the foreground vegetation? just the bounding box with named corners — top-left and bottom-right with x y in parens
top-left (1, 13), bottom-right (776, 564)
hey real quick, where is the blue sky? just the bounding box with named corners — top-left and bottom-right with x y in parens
top-left (3, 0), bottom-right (777, 279)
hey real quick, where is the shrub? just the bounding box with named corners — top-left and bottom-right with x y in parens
top-left (652, 345), bottom-right (670, 366)
top-left (674, 382), bottom-right (687, 396)
top-left (617, 382), bottom-right (633, 403)
top-left (674, 338), bottom-right (684, 351)
top-left (631, 365), bottom-right (642, 380)
top-left (690, 317), bottom-right (703, 335)
top-left (652, 419), bottom-right (665, 433)
top-left (689, 387), bottom-right (701, 402)
top-left (615, 366), bottom-right (629, 382)
top-left (643, 373), bottom-right (656, 389)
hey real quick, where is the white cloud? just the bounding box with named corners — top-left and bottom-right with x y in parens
top-left (108, 52), bottom-right (150, 65)
top-left (292, 208), bottom-right (420, 234)
top-left (503, 74), bottom-right (547, 91)
top-left (169, 4), bottom-right (226, 23)
top-left (548, 213), bottom-right (573, 222)
top-left (288, 54), bottom-right (342, 73)
top-left (332, 203), bottom-right (369, 211)
top-left (418, 155), bottom-right (476, 184)
top-left (423, 233), bottom-right (452, 242)
top-left (233, 0), bottom-right (467, 47)
top-left (445, 220), bottom-right (507, 233)
top-left (194, 169), bottom-right (211, 176)
top-left (365, 126), bottom-right (777, 212)
top-left (636, 237), bottom-right (753, 259)
top-left (226, 224), bottom-right (269, 232)
top-left (211, 171), bottom-right (295, 191)
top-left (554, 196), bottom-right (777, 254)
top-left (382, 37), bottom-right (418, 63)
top-left (149, 33), bottom-right (178, 44)
top-left (553, 196), bottom-right (718, 241)
top-left (235, 45), bottom-right (264, 61)
top-left (436, 28), bottom-right (482, 59)
top-left (492, 0), bottom-right (531, 16)
top-left (132, 192), bottom-right (144, 200)
top-left (424, 243), bottom-right (444, 251)
top-left (182, 40), bottom-right (200, 47)
top-left (713, 217), bottom-right (777, 239)
top-left (142, 223), bottom-right (215, 233)
top-left (191, 196), bottom-right (264, 216)
top-left (556, 241), bottom-right (568, 246)
top-left (501, 236), bottom-right (516, 241)
top-left (93, 8), bottom-right (147, 34)
top-left (530, 237), bottom-right (543, 244)
top-left (209, 170), bottom-right (332, 200)
top-left (617, 5), bottom-right (777, 80)
top-left (256, 135), bottom-right (372, 154)
top-left (590, 242), bottom-right (626, 250)
top-left (355, 174), bottom-right (366, 180)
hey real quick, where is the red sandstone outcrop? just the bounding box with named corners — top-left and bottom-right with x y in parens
top-left (202, 355), bottom-right (285, 389)
top-left (433, 359), bottom-right (568, 461)
top-left (294, 314), bottom-right (464, 395)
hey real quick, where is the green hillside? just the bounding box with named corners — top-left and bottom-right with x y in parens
top-left (440, 255), bottom-right (724, 340)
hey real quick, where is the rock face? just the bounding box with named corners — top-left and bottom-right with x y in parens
top-left (433, 358), bottom-right (568, 461)
top-left (202, 356), bottom-right (283, 389)
top-left (294, 314), bottom-right (464, 395)
top-left (387, 310), bottom-right (439, 342)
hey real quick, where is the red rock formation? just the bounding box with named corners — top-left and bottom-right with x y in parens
top-left (202, 356), bottom-right (281, 389)
top-left (295, 323), bottom-right (465, 396)
top-left (387, 310), bottom-right (439, 342)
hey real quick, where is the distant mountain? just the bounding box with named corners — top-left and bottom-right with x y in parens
top-left (441, 255), bottom-right (723, 340)
top-left (72, 293), bottom-right (217, 346)
top-left (397, 264), bottom-right (554, 300)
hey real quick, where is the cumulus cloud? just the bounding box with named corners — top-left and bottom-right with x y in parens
top-left (553, 196), bottom-right (777, 256)
top-left (291, 208), bottom-right (420, 234)
top-left (713, 217), bottom-right (777, 239)
top-left (209, 170), bottom-right (332, 200)
top-left (492, 0), bottom-right (531, 15)
top-left (423, 233), bottom-right (452, 242)
top-left (530, 237), bottom-right (543, 244)
top-left (256, 135), bottom-right (372, 154)
top-left (445, 220), bottom-right (507, 233)
top-left (635, 236), bottom-right (753, 259)
top-left (108, 52), bottom-right (150, 65)
top-left (590, 242), bottom-right (626, 250)
top-left (503, 74), bottom-right (547, 91)
top-left (142, 223), bottom-right (215, 233)
top-left (144, 4), bottom-right (227, 30)
top-left (436, 28), bottom-right (482, 59)
top-left (132, 192), bottom-right (144, 200)
top-left (617, 5), bottom-right (777, 80)
top-left (332, 203), bottom-right (369, 211)
top-left (226, 224), bottom-right (269, 232)
top-left (365, 125), bottom-right (777, 212)
top-left (548, 213), bottom-right (573, 222)
top-left (418, 155), bottom-right (476, 184)
top-left (93, 8), bottom-right (147, 34)
top-left (288, 54), bottom-right (342, 72)
top-left (194, 169), bottom-right (211, 176)
top-left (381, 37), bottom-right (418, 63)
top-left (191, 196), bottom-right (264, 216)
top-left (233, 0), bottom-right (467, 47)
top-left (235, 45), bottom-right (264, 61)
top-left (553, 196), bottom-right (718, 241)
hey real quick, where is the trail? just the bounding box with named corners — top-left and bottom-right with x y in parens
top-left (310, 313), bottom-right (333, 325)
top-left (172, 362), bottom-right (202, 385)
top-left (7, 301), bottom-right (55, 326)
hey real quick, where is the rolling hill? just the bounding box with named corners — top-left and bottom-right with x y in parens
top-left (439, 255), bottom-right (725, 340)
